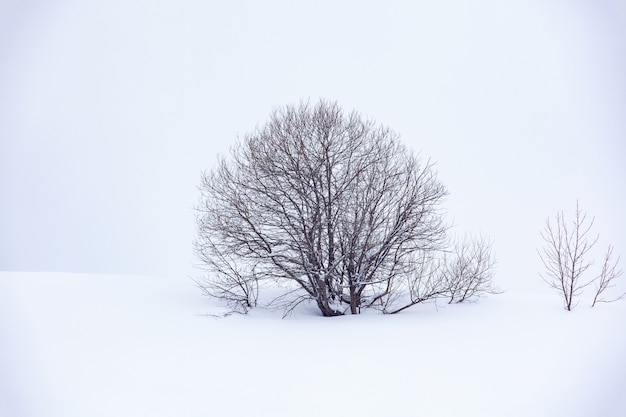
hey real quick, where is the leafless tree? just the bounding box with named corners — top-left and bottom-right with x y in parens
top-left (195, 100), bottom-right (450, 316)
top-left (539, 202), bottom-right (597, 310)
top-left (381, 237), bottom-right (498, 314)
top-left (381, 250), bottom-right (446, 314)
top-left (537, 201), bottom-right (626, 311)
top-left (194, 237), bottom-right (259, 313)
top-left (591, 245), bottom-right (624, 307)
top-left (442, 235), bottom-right (498, 304)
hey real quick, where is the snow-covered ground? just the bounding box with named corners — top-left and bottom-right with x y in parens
top-left (1, 271), bottom-right (625, 417)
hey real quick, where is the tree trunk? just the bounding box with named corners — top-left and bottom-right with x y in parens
top-left (314, 277), bottom-right (343, 316)
top-left (349, 284), bottom-right (358, 314)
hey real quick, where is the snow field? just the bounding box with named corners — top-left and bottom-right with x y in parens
top-left (1, 272), bottom-right (625, 417)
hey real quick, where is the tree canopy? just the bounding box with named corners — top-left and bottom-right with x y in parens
top-left (195, 100), bottom-right (493, 316)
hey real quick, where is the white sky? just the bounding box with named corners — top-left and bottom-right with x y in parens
top-left (1, 0), bottom-right (625, 291)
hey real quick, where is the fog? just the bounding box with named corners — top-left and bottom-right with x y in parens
top-left (1, 0), bottom-right (624, 291)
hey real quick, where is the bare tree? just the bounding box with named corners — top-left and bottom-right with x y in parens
top-left (591, 245), bottom-right (624, 307)
top-left (539, 201), bottom-right (597, 310)
top-left (381, 250), bottom-right (447, 314)
top-left (381, 237), bottom-right (498, 314)
top-left (442, 235), bottom-right (498, 304)
top-left (194, 237), bottom-right (259, 313)
top-left (538, 201), bottom-right (625, 310)
top-left (195, 100), bottom-right (450, 316)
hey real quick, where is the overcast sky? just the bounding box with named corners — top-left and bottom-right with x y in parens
top-left (1, 0), bottom-right (624, 292)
